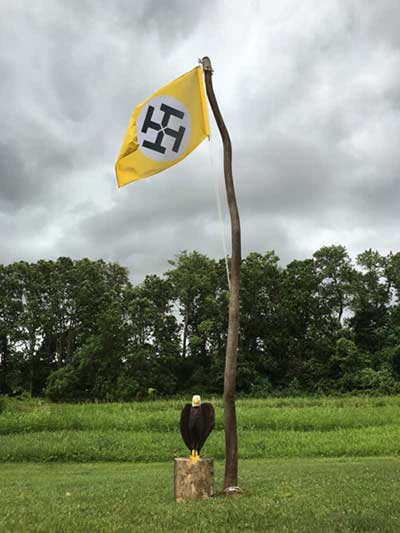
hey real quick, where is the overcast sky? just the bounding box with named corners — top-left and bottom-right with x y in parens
top-left (1, 0), bottom-right (399, 282)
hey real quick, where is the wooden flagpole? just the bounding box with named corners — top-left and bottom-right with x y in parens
top-left (201, 56), bottom-right (241, 492)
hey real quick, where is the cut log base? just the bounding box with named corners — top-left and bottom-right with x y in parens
top-left (174, 457), bottom-right (214, 502)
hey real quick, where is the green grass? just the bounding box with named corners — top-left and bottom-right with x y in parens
top-left (2, 396), bottom-right (400, 434)
top-left (1, 425), bottom-right (400, 463)
top-left (2, 396), bottom-right (400, 531)
top-left (2, 458), bottom-right (400, 532)
top-left (1, 396), bottom-right (400, 462)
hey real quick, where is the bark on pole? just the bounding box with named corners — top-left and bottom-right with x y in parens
top-left (201, 56), bottom-right (241, 491)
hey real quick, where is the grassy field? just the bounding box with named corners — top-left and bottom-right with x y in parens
top-left (2, 458), bottom-right (400, 532)
top-left (2, 395), bottom-right (400, 531)
top-left (1, 395), bottom-right (400, 462)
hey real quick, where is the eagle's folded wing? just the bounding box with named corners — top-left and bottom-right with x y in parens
top-left (179, 404), bottom-right (192, 451)
top-left (198, 402), bottom-right (215, 452)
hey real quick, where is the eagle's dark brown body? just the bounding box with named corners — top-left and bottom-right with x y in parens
top-left (180, 402), bottom-right (215, 454)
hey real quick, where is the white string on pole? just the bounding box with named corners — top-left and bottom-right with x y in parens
top-left (208, 137), bottom-right (231, 290)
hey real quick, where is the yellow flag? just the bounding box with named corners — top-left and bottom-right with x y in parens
top-left (115, 66), bottom-right (210, 188)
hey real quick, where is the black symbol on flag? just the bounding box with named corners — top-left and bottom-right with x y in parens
top-left (141, 104), bottom-right (186, 155)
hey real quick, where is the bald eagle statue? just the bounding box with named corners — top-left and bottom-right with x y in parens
top-left (180, 395), bottom-right (215, 463)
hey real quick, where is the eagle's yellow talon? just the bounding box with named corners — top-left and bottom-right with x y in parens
top-left (189, 450), bottom-right (200, 463)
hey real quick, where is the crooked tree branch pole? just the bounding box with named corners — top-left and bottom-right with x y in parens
top-left (201, 56), bottom-right (241, 490)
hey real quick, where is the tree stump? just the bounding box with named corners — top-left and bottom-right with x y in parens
top-left (174, 458), bottom-right (214, 502)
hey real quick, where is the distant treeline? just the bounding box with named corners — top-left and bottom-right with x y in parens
top-left (1, 246), bottom-right (400, 400)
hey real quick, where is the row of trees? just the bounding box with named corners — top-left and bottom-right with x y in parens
top-left (1, 246), bottom-right (400, 400)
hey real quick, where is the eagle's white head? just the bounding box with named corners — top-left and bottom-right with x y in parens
top-left (192, 394), bottom-right (201, 407)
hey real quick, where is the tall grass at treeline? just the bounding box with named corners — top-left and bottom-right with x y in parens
top-left (1, 396), bottom-right (400, 462)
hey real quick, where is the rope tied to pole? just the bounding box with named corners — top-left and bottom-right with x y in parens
top-left (208, 137), bottom-right (231, 290)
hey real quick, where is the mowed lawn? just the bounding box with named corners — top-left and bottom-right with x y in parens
top-left (2, 458), bottom-right (400, 532)
top-left (2, 396), bottom-right (400, 531)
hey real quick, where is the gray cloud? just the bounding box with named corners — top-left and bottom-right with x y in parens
top-left (0, 0), bottom-right (399, 281)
